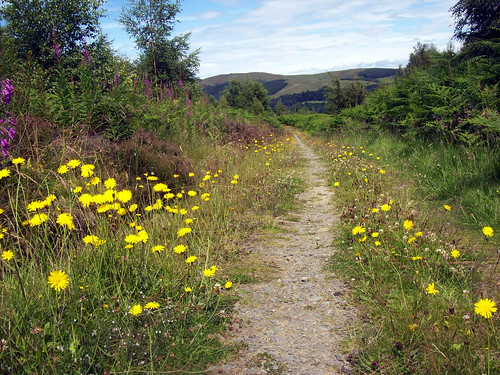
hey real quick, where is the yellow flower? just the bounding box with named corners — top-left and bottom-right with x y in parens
top-left (129, 304), bottom-right (142, 316)
top-left (185, 287), bottom-right (192, 293)
top-left (408, 324), bottom-right (418, 331)
top-left (381, 204), bottom-right (391, 212)
top-left (474, 298), bottom-right (497, 319)
top-left (184, 218), bottom-right (193, 224)
top-left (443, 205), bottom-right (451, 211)
top-left (67, 159), bottom-right (81, 169)
top-left (191, 205), bottom-right (199, 211)
top-left (177, 227), bottom-right (192, 238)
top-left (28, 213), bottom-right (48, 226)
top-left (128, 204), bottom-right (138, 212)
top-left (83, 235), bottom-right (106, 247)
top-left (426, 283), bottom-right (439, 295)
top-left (412, 256), bottom-right (422, 261)
top-left (185, 256), bottom-right (197, 263)
top-left (225, 281), bottom-right (233, 289)
top-left (81, 164), bottom-right (95, 177)
top-left (371, 232), bottom-right (379, 238)
top-left (403, 220), bottom-right (414, 230)
top-left (408, 236), bottom-right (416, 244)
top-left (482, 226), bottom-right (494, 237)
top-left (153, 183), bottom-right (170, 192)
top-left (144, 302), bottom-right (159, 309)
top-left (414, 231), bottom-right (423, 237)
top-left (152, 245), bottom-right (165, 253)
top-left (231, 180), bottom-right (238, 185)
top-left (47, 270), bottom-right (69, 291)
top-left (333, 182), bottom-right (340, 187)
top-left (146, 176), bottom-right (158, 181)
top-left (57, 165), bottom-right (69, 174)
top-left (137, 230), bottom-right (149, 243)
top-left (12, 157), bottom-right (25, 165)
top-left (125, 234), bottom-right (142, 244)
top-left (451, 249), bottom-right (460, 258)
top-left (73, 186), bottom-right (83, 194)
top-left (174, 244), bottom-right (187, 254)
top-left (104, 178), bottom-right (116, 190)
top-left (203, 268), bottom-right (216, 277)
top-left (0, 168), bottom-right (11, 179)
top-left (358, 236), bottom-right (367, 243)
top-left (1, 250), bottom-right (14, 261)
top-left (201, 193), bottom-right (210, 201)
top-left (56, 213), bottom-right (76, 230)
top-left (79, 194), bottom-right (93, 208)
top-left (352, 226), bottom-right (366, 235)
top-left (189, 172), bottom-right (195, 177)
top-left (379, 169), bottom-right (386, 174)
top-left (116, 189), bottom-right (133, 203)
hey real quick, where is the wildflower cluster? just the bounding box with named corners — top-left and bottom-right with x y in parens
top-left (325, 140), bottom-right (499, 373)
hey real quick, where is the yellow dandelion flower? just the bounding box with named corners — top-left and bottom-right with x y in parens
top-left (409, 324), bottom-right (418, 331)
top-left (201, 193), bottom-right (210, 201)
top-left (56, 213), bottom-right (75, 230)
top-left (128, 204), bottom-right (138, 212)
top-left (474, 298), bottom-right (497, 319)
top-left (225, 281), bottom-right (233, 289)
top-left (404, 220), bottom-right (414, 230)
top-left (129, 304), bottom-right (142, 316)
top-left (358, 236), bottom-right (367, 243)
top-left (174, 244), bottom-right (187, 254)
top-left (57, 165), bottom-right (69, 174)
top-left (90, 177), bottom-right (100, 185)
top-left (67, 159), bottom-right (81, 168)
top-left (426, 283), bottom-right (439, 295)
top-left (408, 236), bottom-right (416, 244)
top-left (47, 270), bottom-right (69, 292)
top-left (177, 227), bottom-right (192, 238)
top-left (371, 232), bottom-right (379, 237)
top-left (482, 226), bottom-right (494, 237)
top-left (153, 183), bottom-right (170, 192)
top-left (146, 176), bottom-right (158, 181)
top-left (372, 208), bottom-right (379, 213)
top-left (412, 256), bottom-right (422, 261)
top-left (185, 256), bottom-right (197, 263)
top-left (443, 205), bottom-right (451, 211)
top-left (352, 226), bottom-right (365, 235)
top-left (451, 249), bottom-right (460, 259)
top-left (1, 250), bottom-right (14, 261)
top-left (83, 235), bottom-right (106, 247)
top-left (152, 245), bottom-right (165, 253)
top-left (415, 231), bottom-right (423, 237)
top-left (81, 164), bottom-right (95, 177)
top-left (137, 230), bottom-right (149, 243)
top-left (374, 241), bottom-right (382, 246)
top-left (333, 182), bottom-right (340, 187)
top-left (184, 218), bottom-right (193, 224)
top-left (12, 157), bottom-right (25, 165)
top-left (116, 189), bottom-right (133, 203)
top-left (73, 186), bottom-right (83, 194)
top-left (185, 287), bottom-right (192, 293)
top-left (231, 180), bottom-right (238, 185)
top-left (0, 168), bottom-right (11, 179)
top-left (164, 193), bottom-right (175, 200)
top-left (191, 205), bottom-right (199, 211)
top-left (381, 204), bottom-right (391, 212)
top-left (104, 178), bottom-right (117, 190)
top-left (203, 268), bottom-right (216, 277)
top-left (144, 302), bottom-right (159, 309)
top-left (28, 213), bottom-right (48, 226)
top-left (125, 234), bottom-right (142, 244)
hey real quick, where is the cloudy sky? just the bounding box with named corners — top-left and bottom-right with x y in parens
top-left (102, 0), bottom-right (458, 78)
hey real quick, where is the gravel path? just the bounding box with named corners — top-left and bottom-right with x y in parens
top-left (207, 135), bottom-right (355, 375)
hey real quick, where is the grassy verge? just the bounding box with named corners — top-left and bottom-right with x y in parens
top-left (312, 129), bottom-right (499, 374)
top-left (0, 115), bottom-right (301, 373)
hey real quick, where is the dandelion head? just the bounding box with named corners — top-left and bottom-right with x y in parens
top-left (474, 298), bottom-right (497, 319)
top-left (129, 304), bottom-right (142, 316)
top-left (482, 226), bottom-right (494, 237)
top-left (47, 270), bottom-right (69, 292)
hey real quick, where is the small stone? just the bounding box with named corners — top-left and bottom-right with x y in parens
top-left (301, 277), bottom-right (308, 282)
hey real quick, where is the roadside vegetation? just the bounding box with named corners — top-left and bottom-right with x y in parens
top-left (279, 1), bottom-right (500, 373)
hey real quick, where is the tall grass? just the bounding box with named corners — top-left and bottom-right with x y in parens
top-left (311, 129), bottom-right (499, 374)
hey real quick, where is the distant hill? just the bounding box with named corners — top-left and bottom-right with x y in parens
top-left (199, 68), bottom-right (398, 112)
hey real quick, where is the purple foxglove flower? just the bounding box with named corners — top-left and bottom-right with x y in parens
top-left (1, 79), bottom-right (14, 106)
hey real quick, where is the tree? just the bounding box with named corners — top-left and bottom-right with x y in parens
top-left (324, 75), bottom-right (367, 114)
top-left (451, 0), bottom-right (500, 45)
top-left (136, 33), bottom-right (200, 84)
top-left (119, 0), bottom-right (198, 82)
top-left (1, 0), bottom-right (105, 67)
top-left (221, 79), bottom-right (270, 114)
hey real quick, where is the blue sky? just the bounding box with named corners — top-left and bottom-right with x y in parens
top-left (102, 0), bottom-right (458, 78)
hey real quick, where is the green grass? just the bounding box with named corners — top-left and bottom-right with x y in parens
top-left (0, 108), bottom-right (301, 373)
top-left (312, 129), bottom-right (500, 374)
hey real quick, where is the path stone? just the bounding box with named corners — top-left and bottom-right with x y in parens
top-left (207, 135), bottom-right (355, 375)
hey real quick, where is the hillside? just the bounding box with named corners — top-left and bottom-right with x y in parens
top-left (199, 68), bottom-right (398, 99)
top-left (199, 68), bottom-right (398, 112)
